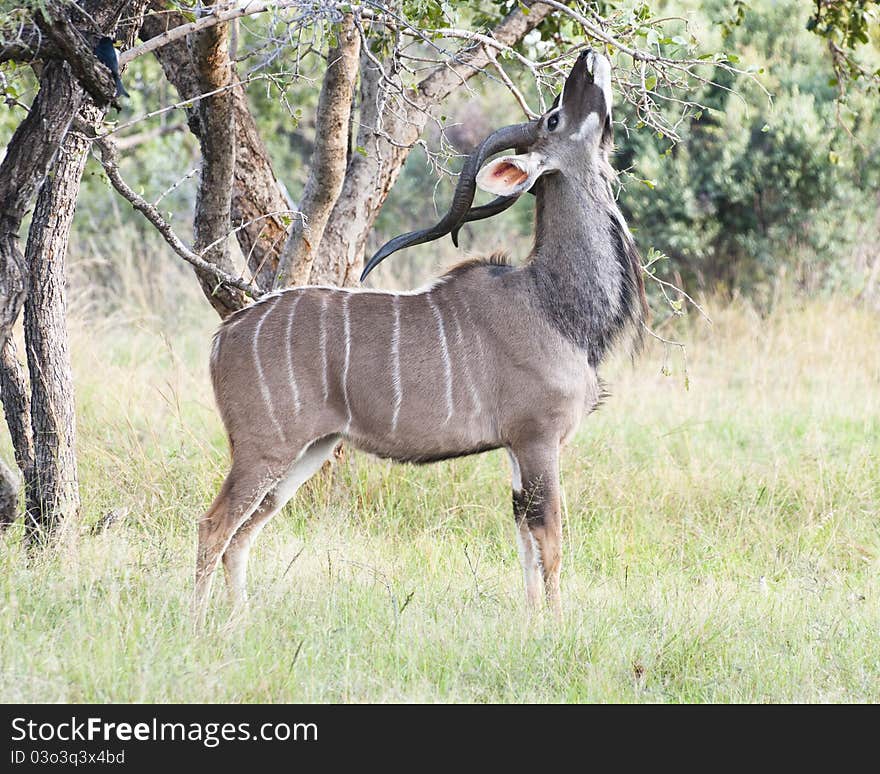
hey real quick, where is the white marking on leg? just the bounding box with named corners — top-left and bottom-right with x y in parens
top-left (284, 293), bottom-right (302, 415)
top-left (391, 295), bottom-right (402, 433)
top-left (516, 528), bottom-right (542, 595)
top-left (252, 297), bottom-right (286, 441)
top-left (427, 292), bottom-right (453, 424)
top-left (530, 531), bottom-right (543, 575)
top-left (274, 435), bottom-right (342, 505)
top-left (319, 295), bottom-right (329, 402)
top-left (450, 304), bottom-right (481, 416)
top-left (507, 449), bottom-right (522, 491)
top-left (342, 293), bottom-right (353, 432)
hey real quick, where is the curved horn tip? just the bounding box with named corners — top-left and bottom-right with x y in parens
top-left (360, 252), bottom-right (384, 282)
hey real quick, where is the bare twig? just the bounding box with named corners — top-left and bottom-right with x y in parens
top-left (91, 132), bottom-right (263, 298)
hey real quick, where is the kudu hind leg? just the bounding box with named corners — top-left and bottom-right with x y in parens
top-left (511, 443), bottom-right (563, 617)
top-left (221, 434), bottom-right (342, 608)
top-left (221, 489), bottom-right (282, 609)
top-left (195, 459), bottom-right (285, 626)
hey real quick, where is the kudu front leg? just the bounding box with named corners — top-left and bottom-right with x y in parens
top-left (509, 443), bottom-right (563, 618)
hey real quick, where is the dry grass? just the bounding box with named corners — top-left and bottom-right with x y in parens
top-left (0, 295), bottom-right (878, 702)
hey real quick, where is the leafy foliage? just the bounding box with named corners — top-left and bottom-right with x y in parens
top-left (1, 0), bottom-right (877, 305)
top-left (614, 0), bottom-right (880, 298)
top-left (807, 0), bottom-right (880, 90)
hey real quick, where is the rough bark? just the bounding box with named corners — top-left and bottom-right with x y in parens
top-left (0, 340), bottom-right (35, 486)
top-left (275, 15), bottom-right (360, 288)
top-left (35, 0), bottom-right (118, 107)
top-left (0, 341), bottom-right (33, 529)
top-left (314, 0), bottom-right (556, 286)
top-left (0, 0), bottom-right (130, 347)
top-left (0, 60), bottom-right (84, 351)
top-left (232, 85), bottom-right (293, 288)
top-left (141, 2), bottom-right (291, 290)
top-left (21, 114), bottom-right (94, 541)
top-left (0, 458), bottom-right (18, 529)
top-left (0, 0), bottom-right (141, 539)
top-left (189, 8), bottom-right (248, 318)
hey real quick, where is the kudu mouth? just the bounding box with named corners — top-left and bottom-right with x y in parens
top-left (360, 120), bottom-right (539, 281)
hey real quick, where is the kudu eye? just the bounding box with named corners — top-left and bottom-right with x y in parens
top-left (547, 113), bottom-right (560, 132)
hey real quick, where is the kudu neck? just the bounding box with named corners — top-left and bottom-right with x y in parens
top-left (533, 166), bottom-right (615, 258)
top-left (529, 164), bottom-right (643, 366)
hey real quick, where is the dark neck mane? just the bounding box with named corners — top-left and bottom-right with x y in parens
top-left (529, 163), bottom-right (646, 366)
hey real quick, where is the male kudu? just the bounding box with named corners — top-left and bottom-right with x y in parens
top-left (196, 51), bottom-right (646, 621)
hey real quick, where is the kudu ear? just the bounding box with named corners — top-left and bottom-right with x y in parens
top-left (476, 153), bottom-right (551, 197)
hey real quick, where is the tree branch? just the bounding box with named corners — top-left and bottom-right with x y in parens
top-left (35, 0), bottom-right (118, 106)
top-left (417, 1), bottom-right (559, 104)
top-left (92, 132), bottom-right (262, 299)
top-left (141, 1), bottom-right (292, 289)
top-left (0, 24), bottom-right (62, 64)
top-left (114, 121), bottom-right (185, 150)
top-left (315, 0), bottom-right (559, 285)
top-left (274, 13), bottom-right (360, 288)
top-left (120, 0), bottom-right (396, 66)
top-left (189, 2), bottom-right (248, 318)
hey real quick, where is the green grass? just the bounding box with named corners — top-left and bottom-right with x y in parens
top-left (1, 297), bottom-right (878, 702)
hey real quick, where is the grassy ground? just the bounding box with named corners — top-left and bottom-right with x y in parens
top-left (1, 297), bottom-right (878, 702)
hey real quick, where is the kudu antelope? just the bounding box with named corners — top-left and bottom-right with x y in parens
top-left (196, 50), bottom-right (646, 621)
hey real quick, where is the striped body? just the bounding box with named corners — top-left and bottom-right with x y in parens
top-left (211, 261), bottom-right (599, 466)
top-left (195, 51), bottom-right (641, 624)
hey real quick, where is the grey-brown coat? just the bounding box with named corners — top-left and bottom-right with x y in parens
top-left (196, 51), bottom-right (645, 621)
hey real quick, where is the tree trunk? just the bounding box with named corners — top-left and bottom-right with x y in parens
top-left (0, 0), bottom-right (142, 540)
top-left (19, 109), bottom-right (96, 542)
top-left (0, 340), bottom-right (32, 530)
top-left (315, 0), bottom-right (555, 286)
top-left (312, 56), bottom-right (415, 286)
top-left (189, 8), bottom-right (248, 318)
top-left (0, 60), bottom-right (85, 350)
top-left (275, 14), bottom-right (360, 287)
top-left (231, 85), bottom-right (294, 289)
top-left (142, 2), bottom-right (291, 291)
top-left (0, 339), bottom-right (34, 529)
top-left (142, 1), bottom-right (555, 296)
top-left (0, 458), bottom-right (17, 529)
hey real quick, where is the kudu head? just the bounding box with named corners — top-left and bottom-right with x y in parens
top-left (361, 50), bottom-right (614, 280)
top-left (476, 49), bottom-right (613, 199)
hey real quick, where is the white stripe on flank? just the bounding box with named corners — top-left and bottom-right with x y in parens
top-left (284, 293), bottom-right (302, 415)
top-left (427, 292), bottom-right (453, 424)
top-left (391, 295), bottom-right (402, 432)
top-left (252, 297), bottom-right (286, 442)
top-left (449, 304), bottom-right (482, 416)
top-left (341, 293), bottom-right (353, 431)
top-left (319, 295), bottom-right (329, 402)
